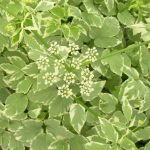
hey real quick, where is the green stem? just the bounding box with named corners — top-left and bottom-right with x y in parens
top-left (98, 41), bottom-right (150, 61)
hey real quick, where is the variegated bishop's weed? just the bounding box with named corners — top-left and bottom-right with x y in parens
top-left (0, 0), bottom-right (150, 150)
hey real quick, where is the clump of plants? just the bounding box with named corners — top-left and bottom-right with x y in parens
top-left (0, 0), bottom-right (150, 150)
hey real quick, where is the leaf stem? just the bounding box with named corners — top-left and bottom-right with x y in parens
top-left (97, 41), bottom-right (150, 61)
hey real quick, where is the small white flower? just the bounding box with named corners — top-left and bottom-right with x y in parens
top-left (69, 42), bottom-right (79, 55)
top-left (54, 59), bottom-right (65, 68)
top-left (36, 56), bottom-right (49, 71)
top-left (47, 41), bottom-right (60, 55)
top-left (58, 84), bottom-right (73, 99)
top-left (81, 68), bottom-right (94, 81)
top-left (63, 72), bottom-right (75, 84)
top-left (80, 80), bottom-right (94, 96)
top-left (71, 58), bottom-right (82, 70)
top-left (43, 72), bottom-right (58, 85)
top-left (85, 47), bottom-right (98, 62)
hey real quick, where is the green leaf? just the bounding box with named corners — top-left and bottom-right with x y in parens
top-left (140, 91), bottom-right (150, 112)
top-left (120, 137), bottom-right (138, 150)
top-left (8, 120), bottom-right (22, 132)
top-left (0, 87), bottom-right (10, 103)
top-left (45, 119), bottom-right (74, 139)
top-left (69, 104), bottom-right (86, 134)
top-left (16, 77), bottom-right (32, 94)
top-left (61, 24), bottom-right (70, 39)
top-left (91, 61), bottom-right (109, 77)
top-left (70, 135), bottom-right (87, 150)
top-left (97, 17), bottom-right (120, 37)
top-left (51, 6), bottom-right (66, 18)
top-left (111, 144), bottom-right (120, 150)
top-left (5, 1), bottom-right (22, 16)
top-left (117, 10), bottom-right (135, 26)
top-left (15, 120), bottom-right (43, 143)
top-left (44, 20), bottom-right (60, 37)
top-left (49, 96), bottom-right (72, 117)
top-left (31, 133), bottom-right (54, 150)
top-left (0, 63), bottom-right (20, 74)
top-left (28, 86), bottom-right (57, 105)
top-left (22, 63), bottom-right (39, 77)
top-left (28, 108), bottom-right (41, 119)
top-left (0, 113), bottom-right (9, 129)
top-left (85, 141), bottom-right (110, 150)
top-left (5, 93), bottom-right (28, 118)
top-left (82, 12), bottom-right (104, 27)
top-left (3, 72), bottom-right (24, 90)
top-left (101, 51), bottom-right (124, 76)
top-left (49, 140), bottom-right (70, 150)
top-left (99, 93), bottom-right (118, 114)
top-left (8, 56), bottom-right (26, 68)
top-left (83, 0), bottom-right (99, 14)
top-left (145, 141), bottom-right (150, 150)
top-left (70, 24), bottom-right (86, 40)
top-left (0, 17), bottom-right (8, 35)
top-left (0, 131), bottom-right (11, 150)
top-left (110, 111), bottom-right (127, 129)
top-left (0, 33), bottom-right (9, 53)
top-left (135, 127), bottom-right (150, 141)
top-left (68, 5), bottom-right (81, 18)
top-left (122, 99), bottom-right (132, 123)
top-left (104, 0), bottom-right (114, 12)
top-left (123, 66), bottom-right (139, 79)
top-left (99, 118), bottom-right (119, 142)
top-left (11, 29), bottom-right (23, 46)
top-left (9, 133), bottom-right (24, 150)
top-left (139, 45), bottom-right (150, 76)
top-left (35, 1), bottom-right (54, 11)
top-left (24, 32), bottom-right (43, 51)
top-left (82, 81), bottom-right (105, 101)
top-left (119, 79), bottom-right (147, 102)
top-left (94, 37), bottom-right (121, 48)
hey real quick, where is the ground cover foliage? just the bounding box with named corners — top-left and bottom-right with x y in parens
top-left (0, 0), bottom-right (150, 149)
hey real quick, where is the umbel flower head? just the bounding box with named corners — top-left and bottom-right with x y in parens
top-left (48, 41), bottom-right (60, 55)
top-left (54, 59), bottom-right (65, 68)
top-left (85, 47), bottom-right (98, 62)
top-left (71, 57), bottom-right (82, 70)
top-left (58, 84), bottom-right (73, 99)
top-left (63, 72), bottom-right (75, 84)
top-left (69, 42), bottom-right (80, 55)
top-left (80, 80), bottom-right (94, 96)
top-left (36, 56), bottom-right (49, 71)
top-left (81, 68), bottom-right (94, 81)
top-left (43, 72), bottom-right (58, 85)
top-left (80, 68), bottom-right (94, 96)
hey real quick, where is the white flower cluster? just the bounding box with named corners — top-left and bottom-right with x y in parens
top-left (43, 72), bottom-right (58, 85)
top-left (36, 56), bottom-right (49, 71)
top-left (80, 68), bottom-right (94, 96)
top-left (47, 41), bottom-right (60, 55)
top-left (69, 42), bottom-right (79, 55)
top-left (71, 58), bottom-right (82, 70)
top-left (80, 80), bottom-right (94, 96)
top-left (63, 72), bottom-right (75, 84)
top-left (54, 59), bottom-right (65, 68)
top-left (85, 47), bottom-right (98, 62)
top-left (81, 68), bottom-right (94, 81)
top-left (58, 84), bottom-right (73, 99)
